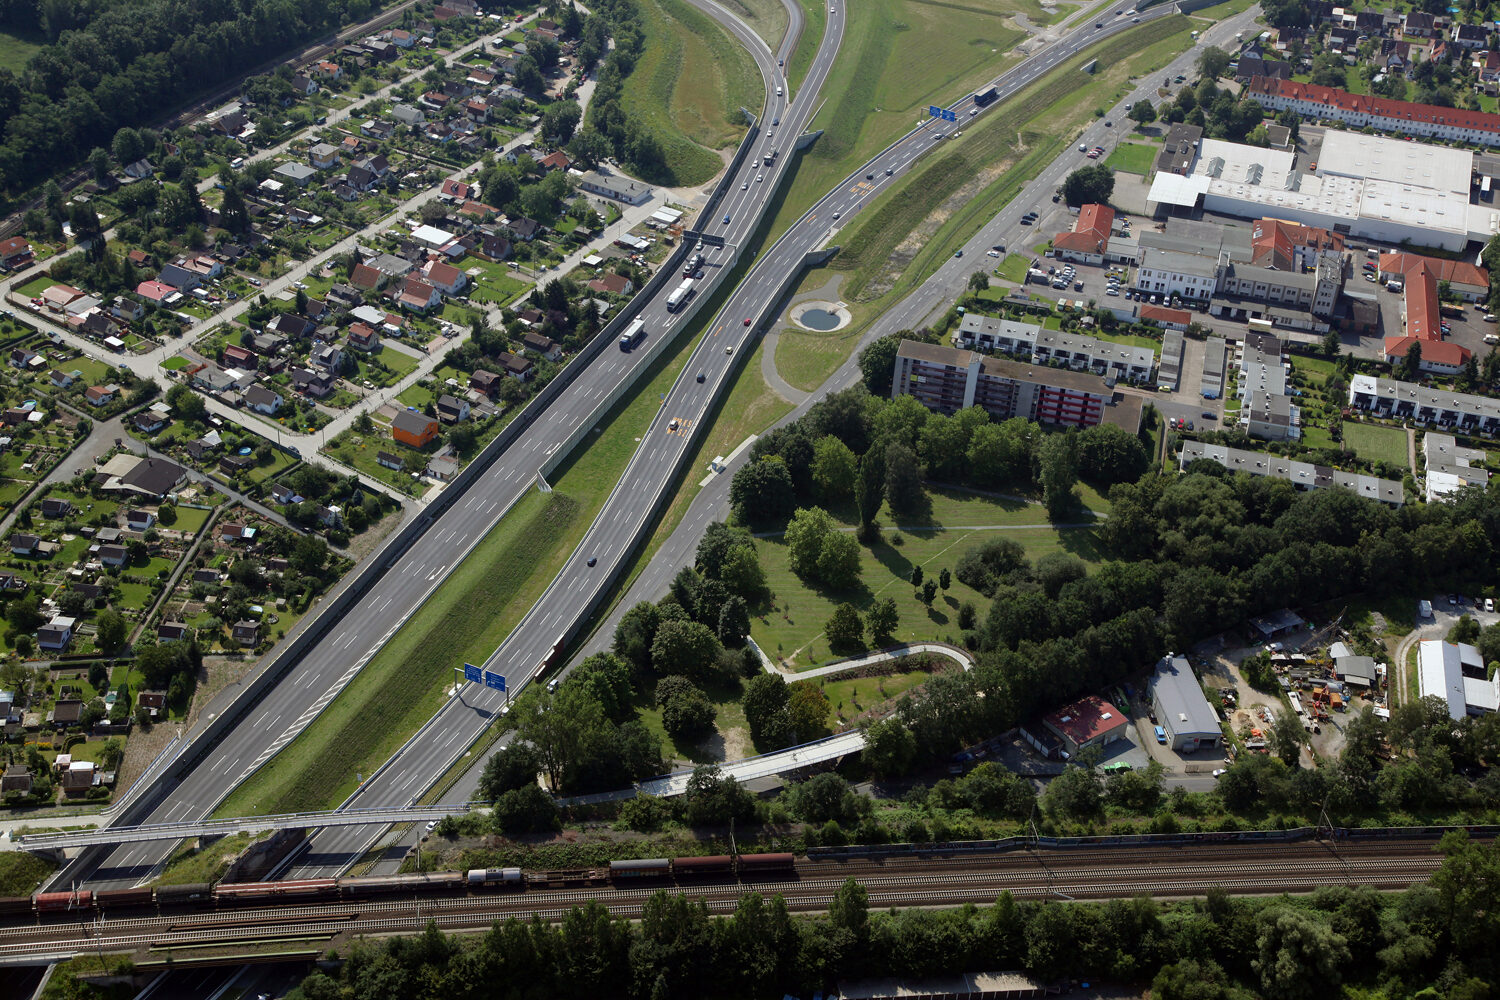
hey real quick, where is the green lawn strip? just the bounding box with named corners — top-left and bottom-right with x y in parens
top-left (214, 490), bottom-right (582, 817)
top-left (1104, 141), bottom-right (1158, 174)
top-left (634, 674), bottom-right (751, 765)
top-left (374, 345), bottom-right (419, 377)
top-left (786, 0), bottom-right (827, 90)
top-left (621, 0), bottom-right (760, 186)
top-left (750, 487), bottom-right (1106, 668)
top-left (0, 852), bottom-right (55, 896)
top-left (155, 832), bottom-right (259, 885)
top-left (0, 28), bottom-right (43, 73)
top-left (995, 254), bottom-right (1031, 283)
top-left (1342, 421), bottom-right (1409, 468)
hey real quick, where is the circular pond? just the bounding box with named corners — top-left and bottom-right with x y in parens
top-left (790, 301), bottom-right (852, 332)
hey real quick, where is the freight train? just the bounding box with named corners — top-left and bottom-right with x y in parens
top-left (0, 853), bottom-right (797, 920)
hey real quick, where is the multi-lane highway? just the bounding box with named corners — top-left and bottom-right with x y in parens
top-left (57, 1), bottom-right (819, 890)
top-left (287, 2), bottom-right (1195, 874)
top-left (280, 0), bottom-right (845, 876)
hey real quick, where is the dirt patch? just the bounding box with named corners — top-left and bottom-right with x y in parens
top-left (337, 505), bottom-right (409, 565)
top-left (719, 724), bottom-right (751, 762)
top-left (112, 716), bottom-right (181, 802)
top-left (184, 654), bottom-right (260, 732)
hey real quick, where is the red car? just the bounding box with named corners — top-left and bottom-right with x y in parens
top-left (743, 318), bottom-right (752, 326)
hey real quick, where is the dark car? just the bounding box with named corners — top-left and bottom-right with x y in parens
top-left (587, 556), bottom-right (597, 567)
top-left (772, 117), bottom-right (780, 125)
top-left (696, 372), bottom-right (705, 383)
top-left (866, 173), bottom-right (875, 180)
top-left (1104, 120), bottom-right (1113, 126)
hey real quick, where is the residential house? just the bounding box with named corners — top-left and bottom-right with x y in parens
top-left (40, 498), bottom-right (72, 519)
top-left (1, 764), bottom-right (30, 794)
top-left (427, 455), bottom-right (460, 481)
top-left (0, 236), bottom-right (33, 270)
top-left (98, 544), bottom-right (128, 567)
top-left (135, 279), bottom-right (178, 306)
top-left (392, 409), bottom-right (439, 447)
top-left (1052, 203), bottom-right (1116, 265)
top-left (440, 179), bottom-right (472, 200)
top-left (504, 217), bottom-right (541, 242)
top-left (498, 352), bottom-right (534, 381)
top-left (464, 99), bottom-right (491, 122)
top-left (290, 367), bottom-right (335, 397)
top-left (223, 344), bottom-right (258, 370)
top-left (392, 103), bottom-right (426, 126)
top-left (360, 119), bottom-right (395, 140)
top-left (523, 332), bottom-right (562, 361)
top-left (311, 342), bottom-right (343, 372)
top-left (477, 232), bottom-right (512, 261)
top-left (309, 143), bottom-right (341, 169)
top-left (110, 296), bottom-right (144, 321)
top-left (1453, 22), bottom-right (1488, 47)
top-left (577, 170), bottom-right (654, 205)
top-left (313, 59), bottom-right (342, 80)
top-left (377, 450), bottom-right (404, 470)
top-left (157, 263), bottom-right (201, 292)
top-left (6, 348), bottom-right (35, 370)
top-left (347, 322), bottom-right (380, 352)
top-left (291, 73), bottom-right (317, 95)
top-left (132, 411), bottom-right (166, 435)
top-left (245, 385), bottom-right (283, 415)
top-left (125, 509), bottom-right (155, 531)
top-left (49, 370), bottom-right (74, 389)
top-left (157, 621), bottom-right (188, 641)
top-left (268, 313), bottom-right (316, 339)
top-left (84, 385), bottom-right (116, 407)
top-left (113, 457), bottom-right (187, 500)
top-left (421, 260), bottom-right (467, 295)
top-left (232, 620), bottom-right (261, 645)
top-left (588, 272), bottom-right (634, 296)
top-left (436, 394), bottom-right (470, 423)
top-left (61, 760), bottom-right (96, 796)
top-left (396, 276), bottom-right (442, 312)
top-left (38, 616), bottom-right (76, 652)
top-left (40, 284), bottom-right (83, 311)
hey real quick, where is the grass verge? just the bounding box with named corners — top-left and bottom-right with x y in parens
top-left (1104, 140), bottom-right (1158, 174)
top-left (718, 0), bottom-right (792, 49)
top-left (622, 0), bottom-right (762, 186)
top-left (156, 833), bottom-right (258, 885)
top-left (0, 852), bottom-right (55, 896)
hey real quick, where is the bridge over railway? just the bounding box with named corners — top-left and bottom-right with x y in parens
top-left (10, 803), bottom-right (480, 852)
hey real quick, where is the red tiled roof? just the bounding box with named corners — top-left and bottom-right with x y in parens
top-left (1379, 251), bottom-right (1488, 289)
top-left (1384, 334), bottom-right (1471, 367)
top-left (1247, 75), bottom-right (1500, 135)
top-left (1053, 203), bottom-right (1114, 253)
top-left (350, 263), bottom-right (382, 289)
top-left (1043, 694), bottom-right (1126, 748)
top-left (1140, 304), bottom-right (1193, 325)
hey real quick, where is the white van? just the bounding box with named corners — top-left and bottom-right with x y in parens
top-left (776, 86), bottom-right (782, 96)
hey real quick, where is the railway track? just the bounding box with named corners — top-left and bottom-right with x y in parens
top-left (0, 846), bottom-right (1447, 961)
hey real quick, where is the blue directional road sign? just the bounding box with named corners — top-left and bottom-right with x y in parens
top-left (927, 105), bottom-right (956, 122)
top-left (463, 663), bottom-right (482, 684)
top-left (483, 671), bottom-right (507, 692)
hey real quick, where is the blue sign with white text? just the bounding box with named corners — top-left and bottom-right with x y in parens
top-left (463, 663), bottom-right (482, 684)
top-left (484, 671), bottom-right (507, 692)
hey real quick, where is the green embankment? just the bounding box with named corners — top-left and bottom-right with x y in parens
top-left (622, 0), bottom-right (763, 186)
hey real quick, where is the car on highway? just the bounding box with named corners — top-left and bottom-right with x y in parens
top-left (696, 372), bottom-right (705, 382)
top-left (778, 58), bottom-right (783, 66)
top-left (1096, 21), bottom-right (1103, 27)
top-left (885, 168), bottom-right (893, 175)
top-left (953, 249), bottom-right (963, 258)
top-left (1079, 144), bottom-right (1088, 152)
top-left (832, 211), bottom-right (841, 219)
top-left (587, 556), bottom-right (597, 567)
top-left (742, 181), bottom-right (749, 190)
top-left (723, 214), bottom-right (731, 224)
top-left (725, 344), bottom-right (733, 354)
top-left (1019, 217), bottom-right (1032, 225)
top-left (866, 172), bottom-right (875, 180)
top-left (987, 249), bottom-right (1000, 257)
top-left (970, 108), bottom-right (978, 115)
top-left (772, 117), bottom-right (779, 125)
top-left (993, 244), bottom-right (1004, 252)
top-left (743, 317), bottom-right (752, 326)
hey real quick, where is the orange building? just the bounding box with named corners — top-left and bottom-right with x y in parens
top-left (392, 409), bottom-right (438, 448)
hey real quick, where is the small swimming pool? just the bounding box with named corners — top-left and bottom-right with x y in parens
top-left (238, 446), bottom-right (253, 456)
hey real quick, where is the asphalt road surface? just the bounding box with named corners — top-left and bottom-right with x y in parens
top-left (57, 1), bottom-right (811, 890)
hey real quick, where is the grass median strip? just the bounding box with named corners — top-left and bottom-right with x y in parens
top-left (215, 491), bottom-right (581, 817)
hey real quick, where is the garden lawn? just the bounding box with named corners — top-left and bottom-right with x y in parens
top-left (373, 344), bottom-right (419, 378)
top-left (1104, 142), bottom-right (1158, 174)
top-left (1343, 421), bottom-right (1409, 470)
top-left (749, 489), bottom-right (1106, 669)
top-left (170, 506), bottom-right (213, 534)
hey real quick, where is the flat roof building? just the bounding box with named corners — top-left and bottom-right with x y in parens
top-left (892, 339), bottom-right (1141, 431)
top-left (1348, 373), bottom-right (1500, 437)
top-left (1418, 639), bottom-right (1497, 720)
top-left (1423, 431), bottom-right (1490, 503)
top-left (1179, 440), bottom-right (1404, 506)
top-left (1150, 655), bottom-right (1221, 752)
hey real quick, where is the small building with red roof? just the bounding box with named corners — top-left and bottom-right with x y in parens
top-left (1052, 204), bottom-right (1115, 265)
top-left (1138, 304), bottom-right (1193, 331)
top-left (1041, 694), bottom-right (1129, 757)
top-left (1384, 267), bottom-right (1472, 374)
top-left (135, 280), bottom-right (180, 306)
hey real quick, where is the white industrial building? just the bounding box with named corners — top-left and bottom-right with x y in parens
top-left (1417, 640), bottom-right (1499, 721)
top-left (1149, 655), bottom-right (1221, 752)
top-left (1147, 133), bottom-right (1500, 252)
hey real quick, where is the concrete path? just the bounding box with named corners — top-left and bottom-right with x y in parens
top-left (770, 641), bottom-right (973, 680)
top-left (758, 326), bottom-right (812, 404)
